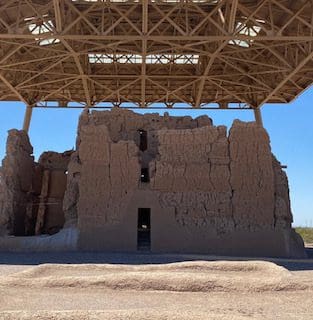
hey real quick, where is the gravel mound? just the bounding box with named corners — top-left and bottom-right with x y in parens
top-left (1, 260), bottom-right (307, 293)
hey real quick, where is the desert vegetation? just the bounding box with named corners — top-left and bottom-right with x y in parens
top-left (296, 227), bottom-right (313, 244)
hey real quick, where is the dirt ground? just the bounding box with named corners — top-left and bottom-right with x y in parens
top-left (0, 252), bottom-right (312, 320)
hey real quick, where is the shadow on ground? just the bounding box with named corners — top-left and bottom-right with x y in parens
top-left (0, 248), bottom-right (312, 272)
top-left (306, 247), bottom-right (313, 259)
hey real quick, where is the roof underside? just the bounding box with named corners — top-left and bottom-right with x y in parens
top-left (0, 0), bottom-right (313, 109)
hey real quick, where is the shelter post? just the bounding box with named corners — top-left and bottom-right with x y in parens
top-left (23, 105), bottom-right (33, 133)
top-left (254, 108), bottom-right (263, 127)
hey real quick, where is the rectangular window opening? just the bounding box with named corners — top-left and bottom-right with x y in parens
top-left (138, 129), bottom-right (147, 151)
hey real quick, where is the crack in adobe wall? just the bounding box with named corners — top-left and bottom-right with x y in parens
top-left (227, 126), bottom-right (236, 230)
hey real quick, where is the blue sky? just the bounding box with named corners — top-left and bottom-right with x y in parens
top-left (0, 92), bottom-right (312, 227)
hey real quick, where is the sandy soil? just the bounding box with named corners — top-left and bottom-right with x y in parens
top-left (0, 255), bottom-right (312, 320)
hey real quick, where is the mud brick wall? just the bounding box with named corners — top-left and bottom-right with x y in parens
top-left (61, 109), bottom-right (301, 256)
top-left (0, 109), bottom-right (302, 256)
top-left (76, 124), bottom-right (140, 231)
top-left (0, 130), bottom-right (34, 236)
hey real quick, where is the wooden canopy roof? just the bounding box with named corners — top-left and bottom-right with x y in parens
top-left (0, 0), bottom-right (313, 110)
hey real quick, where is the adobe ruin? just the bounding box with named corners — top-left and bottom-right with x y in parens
top-left (0, 131), bottom-right (72, 238)
top-left (0, 109), bottom-right (306, 257)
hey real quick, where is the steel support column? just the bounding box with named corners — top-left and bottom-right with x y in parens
top-left (23, 105), bottom-right (33, 132)
top-left (254, 108), bottom-right (263, 127)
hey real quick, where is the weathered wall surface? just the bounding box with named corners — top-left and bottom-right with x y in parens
top-left (272, 156), bottom-right (293, 229)
top-left (0, 130), bottom-right (34, 236)
top-left (0, 163), bottom-right (8, 235)
top-left (229, 121), bottom-right (275, 231)
top-left (77, 108), bottom-right (212, 169)
top-left (35, 151), bottom-right (72, 235)
top-left (64, 109), bottom-right (305, 257)
top-left (0, 131), bottom-right (72, 237)
top-left (63, 152), bottom-right (81, 226)
top-left (78, 108), bottom-right (212, 144)
top-left (76, 124), bottom-right (141, 249)
top-left (151, 125), bottom-right (233, 234)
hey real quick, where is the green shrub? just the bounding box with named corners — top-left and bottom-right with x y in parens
top-left (295, 228), bottom-right (313, 243)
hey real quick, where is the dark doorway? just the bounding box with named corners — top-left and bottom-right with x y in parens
top-left (140, 168), bottom-right (149, 183)
top-left (138, 130), bottom-right (147, 151)
top-left (137, 208), bottom-right (151, 251)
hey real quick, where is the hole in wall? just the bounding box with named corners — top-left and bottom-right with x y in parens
top-left (137, 208), bottom-right (151, 251)
top-left (141, 168), bottom-right (149, 183)
top-left (138, 129), bottom-right (147, 151)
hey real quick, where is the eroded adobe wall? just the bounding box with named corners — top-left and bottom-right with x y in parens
top-left (229, 121), bottom-right (276, 230)
top-left (0, 130), bottom-right (72, 237)
top-left (151, 125), bottom-right (233, 233)
top-left (35, 151), bottom-right (72, 235)
top-left (0, 109), bottom-right (303, 256)
top-left (272, 156), bottom-right (293, 229)
top-left (77, 108), bottom-right (212, 168)
top-left (65, 109), bottom-right (305, 257)
top-left (63, 152), bottom-right (80, 227)
top-left (78, 108), bottom-right (212, 143)
top-left (0, 130), bottom-right (34, 236)
top-left (150, 120), bottom-right (292, 234)
top-left (75, 124), bottom-right (141, 249)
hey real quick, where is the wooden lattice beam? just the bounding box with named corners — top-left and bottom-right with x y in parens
top-left (0, 0), bottom-right (311, 109)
